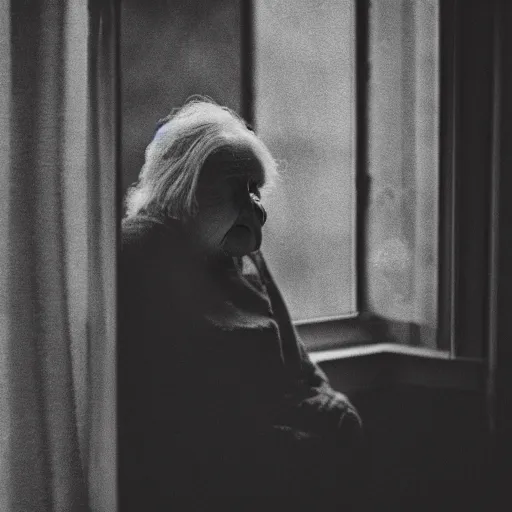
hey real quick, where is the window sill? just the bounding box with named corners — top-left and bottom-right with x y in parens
top-left (309, 343), bottom-right (485, 393)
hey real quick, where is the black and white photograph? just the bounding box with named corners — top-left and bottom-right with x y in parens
top-left (1, 0), bottom-right (511, 510)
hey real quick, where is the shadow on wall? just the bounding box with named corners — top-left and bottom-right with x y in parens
top-left (121, 0), bottom-right (241, 197)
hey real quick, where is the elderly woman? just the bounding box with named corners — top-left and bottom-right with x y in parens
top-left (119, 99), bottom-right (365, 507)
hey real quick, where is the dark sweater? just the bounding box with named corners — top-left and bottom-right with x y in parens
top-left (119, 214), bottom-right (364, 506)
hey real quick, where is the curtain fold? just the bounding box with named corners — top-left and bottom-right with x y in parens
top-left (0, 1), bottom-right (118, 510)
top-left (85, 1), bottom-right (119, 510)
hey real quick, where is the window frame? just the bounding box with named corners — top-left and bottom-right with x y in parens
top-left (488, 0), bottom-right (512, 492)
top-left (244, 0), bottom-right (498, 390)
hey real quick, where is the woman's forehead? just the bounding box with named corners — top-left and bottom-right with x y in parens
top-left (204, 147), bottom-right (265, 183)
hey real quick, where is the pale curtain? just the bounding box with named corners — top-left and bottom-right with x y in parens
top-left (0, 0), bottom-right (119, 510)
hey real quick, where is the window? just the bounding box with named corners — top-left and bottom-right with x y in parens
top-left (255, 0), bottom-right (357, 323)
top-left (121, 0), bottom-right (495, 364)
top-left (253, 0), bottom-right (440, 351)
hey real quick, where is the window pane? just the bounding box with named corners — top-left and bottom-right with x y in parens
top-left (255, 0), bottom-right (357, 323)
top-left (366, 0), bottom-right (439, 348)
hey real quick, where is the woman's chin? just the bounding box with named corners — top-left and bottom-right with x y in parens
top-left (222, 225), bottom-right (261, 256)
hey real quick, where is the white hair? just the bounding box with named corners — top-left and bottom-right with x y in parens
top-left (124, 97), bottom-right (279, 221)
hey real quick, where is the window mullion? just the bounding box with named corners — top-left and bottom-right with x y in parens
top-left (355, 0), bottom-right (371, 315)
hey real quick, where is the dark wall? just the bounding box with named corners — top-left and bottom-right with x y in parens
top-left (317, 355), bottom-right (490, 509)
top-left (348, 385), bottom-right (488, 509)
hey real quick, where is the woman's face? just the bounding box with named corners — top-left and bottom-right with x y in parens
top-left (191, 149), bottom-right (267, 257)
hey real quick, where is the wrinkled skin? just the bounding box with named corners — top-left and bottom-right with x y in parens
top-left (190, 148), bottom-right (267, 257)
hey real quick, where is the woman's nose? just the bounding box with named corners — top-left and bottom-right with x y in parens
top-left (253, 199), bottom-right (267, 226)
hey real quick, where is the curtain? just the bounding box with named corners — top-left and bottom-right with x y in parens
top-left (0, 0), bottom-right (119, 510)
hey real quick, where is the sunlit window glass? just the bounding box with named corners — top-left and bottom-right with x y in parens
top-left (255, 0), bottom-right (357, 323)
top-left (366, 0), bottom-right (439, 348)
